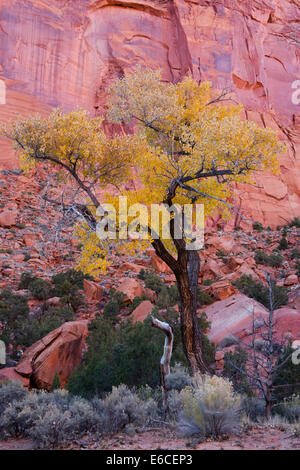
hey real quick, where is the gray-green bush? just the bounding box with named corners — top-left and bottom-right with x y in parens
top-left (178, 375), bottom-right (241, 439)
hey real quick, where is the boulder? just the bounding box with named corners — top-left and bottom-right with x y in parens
top-left (131, 300), bottom-right (154, 323)
top-left (203, 294), bottom-right (300, 345)
top-left (150, 252), bottom-right (172, 274)
top-left (207, 279), bottom-right (236, 300)
top-left (15, 321), bottom-right (88, 390)
top-left (284, 274), bottom-right (299, 286)
top-left (144, 287), bottom-right (157, 303)
top-left (0, 367), bottom-right (29, 387)
top-left (202, 294), bottom-right (269, 344)
top-left (23, 233), bottom-right (37, 247)
top-left (83, 279), bottom-right (104, 302)
top-left (116, 278), bottom-right (144, 303)
top-left (215, 350), bottom-right (225, 361)
top-left (119, 262), bottom-right (143, 274)
top-left (201, 258), bottom-right (225, 280)
top-left (206, 235), bottom-right (235, 254)
top-left (0, 210), bottom-right (17, 227)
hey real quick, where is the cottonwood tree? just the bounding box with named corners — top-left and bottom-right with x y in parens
top-left (2, 69), bottom-right (284, 375)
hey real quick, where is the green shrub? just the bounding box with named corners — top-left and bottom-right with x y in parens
top-left (278, 237), bottom-right (288, 250)
top-left (103, 300), bottom-right (121, 323)
top-left (138, 269), bottom-right (165, 294)
top-left (289, 217), bottom-right (300, 228)
top-left (0, 286), bottom-right (74, 356)
top-left (268, 252), bottom-right (284, 267)
top-left (10, 305), bottom-right (74, 352)
top-left (52, 269), bottom-right (92, 290)
top-left (68, 309), bottom-right (215, 398)
top-left (197, 288), bottom-right (214, 305)
top-left (223, 347), bottom-right (252, 395)
top-left (52, 269), bottom-right (88, 311)
top-left (156, 284), bottom-right (179, 308)
top-left (0, 289), bottom-right (29, 352)
top-left (232, 275), bottom-right (288, 309)
top-left (51, 372), bottom-right (61, 391)
top-left (178, 375), bottom-right (241, 439)
top-left (254, 251), bottom-right (283, 267)
top-left (254, 250), bottom-right (268, 265)
top-left (18, 271), bottom-right (37, 290)
top-left (28, 278), bottom-right (53, 301)
top-left (253, 222), bottom-right (263, 232)
top-left (291, 248), bottom-right (300, 260)
top-left (273, 344), bottom-right (300, 401)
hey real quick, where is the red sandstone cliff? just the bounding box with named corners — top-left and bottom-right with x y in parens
top-left (0, 0), bottom-right (299, 226)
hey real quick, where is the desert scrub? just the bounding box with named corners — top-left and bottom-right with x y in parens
top-left (276, 395), bottom-right (300, 423)
top-left (29, 404), bottom-right (73, 449)
top-left (178, 375), bottom-right (241, 439)
top-left (101, 384), bottom-right (158, 434)
top-left (165, 364), bottom-right (192, 392)
top-left (242, 396), bottom-right (266, 422)
top-left (0, 380), bottom-right (27, 414)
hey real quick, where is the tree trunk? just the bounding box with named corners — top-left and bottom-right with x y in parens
top-left (265, 399), bottom-right (272, 420)
top-left (176, 250), bottom-right (211, 375)
top-left (151, 239), bottom-right (211, 376)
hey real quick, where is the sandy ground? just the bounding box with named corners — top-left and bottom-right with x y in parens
top-left (0, 426), bottom-right (300, 451)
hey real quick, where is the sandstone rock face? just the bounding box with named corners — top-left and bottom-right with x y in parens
top-left (0, 0), bottom-right (299, 226)
top-left (203, 294), bottom-right (300, 345)
top-left (14, 320), bottom-right (88, 390)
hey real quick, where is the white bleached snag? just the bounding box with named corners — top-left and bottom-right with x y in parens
top-left (151, 316), bottom-right (174, 399)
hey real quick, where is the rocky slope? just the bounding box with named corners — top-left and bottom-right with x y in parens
top-left (0, 0), bottom-right (299, 226)
top-left (0, 169), bottom-right (299, 389)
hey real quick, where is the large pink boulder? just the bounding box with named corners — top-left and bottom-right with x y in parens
top-left (15, 321), bottom-right (88, 390)
top-left (202, 294), bottom-right (300, 345)
top-left (116, 278), bottom-right (144, 303)
top-left (202, 294), bottom-right (268, 344)
top-left (130, 300), bottom-right (154, 323)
